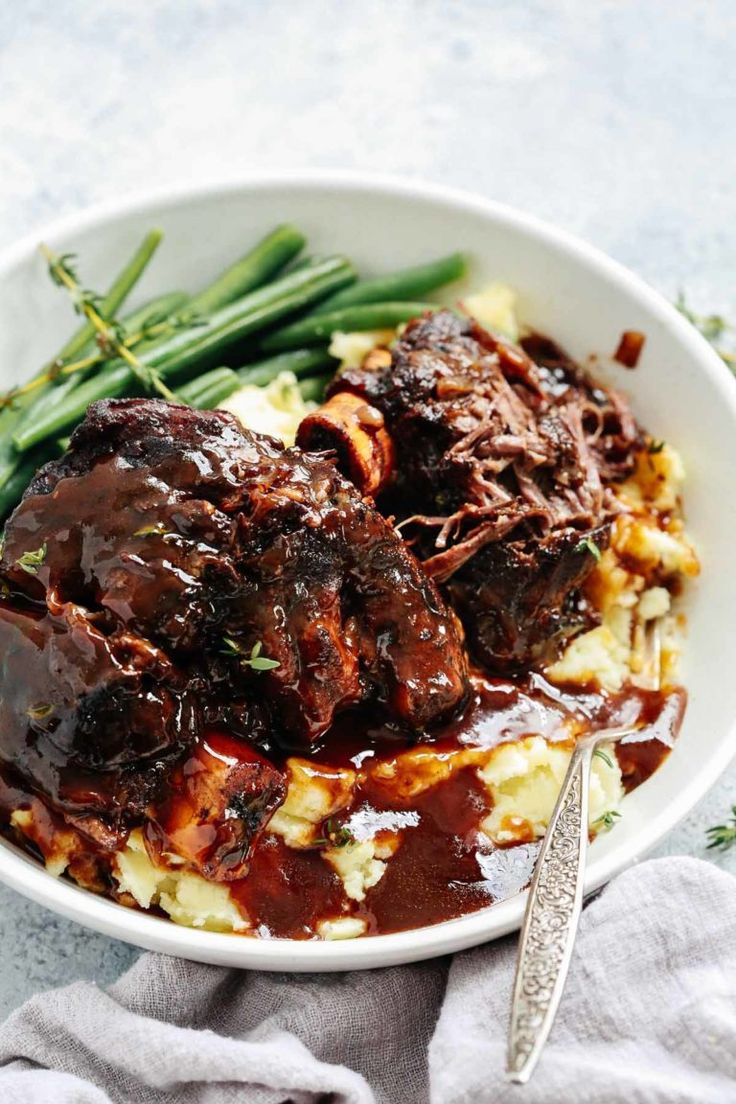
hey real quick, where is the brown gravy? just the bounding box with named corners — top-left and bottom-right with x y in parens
top-left (1, 671), bottom-right (684, 939)
top-left (227, 675), bottom-right (682, 938)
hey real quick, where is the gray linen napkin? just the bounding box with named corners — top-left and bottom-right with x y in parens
top-left (0, 855), bottom-right (733, 1103)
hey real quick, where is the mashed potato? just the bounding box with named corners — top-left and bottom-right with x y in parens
top-left (218, 370), bottom-right (313, 446)
top-left (328, 330), bottom-right (396, 369)
top-left (461, 282), bottom-right (520, 341)
top-left (13, 726), bottom-right (626, 939)
top-left (546, 443), bottom-right (698, 692)
top-left (478, 736), bottom-right (623, 844)
top-left (267, 759), bottom-right (356, 848)
top-left (114, 831), bottom-right (249, 932)
top-left (317, 917), bottom-right (369, 940)
top-left (323, 839), bottom-right (388, 902)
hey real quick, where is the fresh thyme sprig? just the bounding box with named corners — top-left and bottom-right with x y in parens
top-left (706, 806), bottom-right (736, 851)
top-left (39, 244), bottom-right (178, 402)
top-left (0, 285), bottom-right (303, 409)
top-left (0, 301), bottom-right (204, 411)
top-left (0, 348), bottom-right (109, 410)
top-left (676, 293), bottom-right (736, 372)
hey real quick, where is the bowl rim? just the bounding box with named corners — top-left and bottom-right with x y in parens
top-left (1, 169), bottom-right (735, 970)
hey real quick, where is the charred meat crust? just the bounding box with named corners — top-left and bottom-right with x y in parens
top-left (308, 310), bottom-right (642, 669)
top-left (0, 399), bottom-right (468, 871)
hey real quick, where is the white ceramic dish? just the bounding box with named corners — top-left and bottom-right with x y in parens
top-left (0, 172), bottom-right (734, 971)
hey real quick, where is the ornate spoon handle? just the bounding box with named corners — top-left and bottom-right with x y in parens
top-left (506, 738), bottom-right (593, 1083)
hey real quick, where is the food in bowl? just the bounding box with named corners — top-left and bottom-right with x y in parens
top-left (0, 224), bottom-right (698, 939)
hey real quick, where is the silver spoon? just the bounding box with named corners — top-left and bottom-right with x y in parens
top-left (506, 621), bottom-right (662, 1083)
top-left (505, 722), bottom-right (636, 1083)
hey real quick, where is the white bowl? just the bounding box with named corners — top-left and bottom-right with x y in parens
top-left (0, 172), bottom-right (734, 971)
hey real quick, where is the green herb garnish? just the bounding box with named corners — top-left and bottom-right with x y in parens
top-left (314, 819), bottom-right (355, 848)
top-left (222, 637), bottom-right (280, 672)
top-left (706, 806), bottom-right (736, 851)
top-left (676, 293), bottom-right (736, 372)
top-left (575, 537), bottom-right (601, 562)
top-left (593, 748), bottom-right (614, 769)
top-left (647, 439), bottom-right (665, 454)
top-left (41, 243), bottom-right (178, 402)
top-left (593, 810), bottom-right (621, 832)
top-left (16, 543), bottom-right (47, 576)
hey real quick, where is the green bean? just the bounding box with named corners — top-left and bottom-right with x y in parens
top-left (115, 290), bottom-right (189, 332)
top-left (27, 222), bottom-right (299, 421)
top-left (12, 291), bottom-right (190, 446)
top-left (176, 367), bottom-right (240, 409)
top-left (17, 379), bottom-right (79, 436)
top-left (312, 252), bottom-right (467, 314)
top-left (298, 372), bottom-right (333, 403)
top-left (0, 448), bottom-right (53, 521)
top-left (236, 348), bottom-right (336, 388)
top-left (57, 229), bottom-right (163, 362)
top-left (14, 256), bottom-right (356, 452)
top-left (286, 255), bottom-right (320, 274)
top-left (151, 257), bottom-right (354, 382)
top-left (51, 224), bottom-right (303, 380)
top-left (186, 225), bottom-right (305, 316)
top-left (0, 232), bottom-right (166, 491)
top-left (0, 407), bottom-right (28, 494)
top-left (260, 301), bottom-right (436, 353)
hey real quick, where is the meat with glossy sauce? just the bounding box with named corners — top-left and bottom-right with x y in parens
top-left (0, 399), bottom-right (468, 872)
top-left (298, 310), bottom-right (643, 670)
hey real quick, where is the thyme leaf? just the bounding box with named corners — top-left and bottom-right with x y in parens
top-left (221, 637), bottom-right (280, 672)
top-left (16, 543), bottom-right (47, 575)
top-left (593, 809), bottom-right (621, 832)
top-left (244, 639), bottom-right (280, 671)
top-left (706, 806), bottom-right (736, 851)
top-left (314, 819), bottom-right (355, 848)
top-left (247, 655), bottom-right (282, 671)
top-left (676, 292), bottom-right (736, 372)
top-left (575, 537), bottom-right (601, 562)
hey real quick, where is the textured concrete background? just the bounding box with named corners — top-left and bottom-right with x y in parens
top-left (0, 0), bottom-right (734, 1017)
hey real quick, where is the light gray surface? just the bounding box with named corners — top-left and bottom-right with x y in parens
top-left (2, 858), bottom-right (736, 1102)
top-left (0, 0), bottom-right (734, 1018)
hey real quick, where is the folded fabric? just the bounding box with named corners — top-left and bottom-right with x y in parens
top-left (0, 856), bottom-right (733, 1103)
